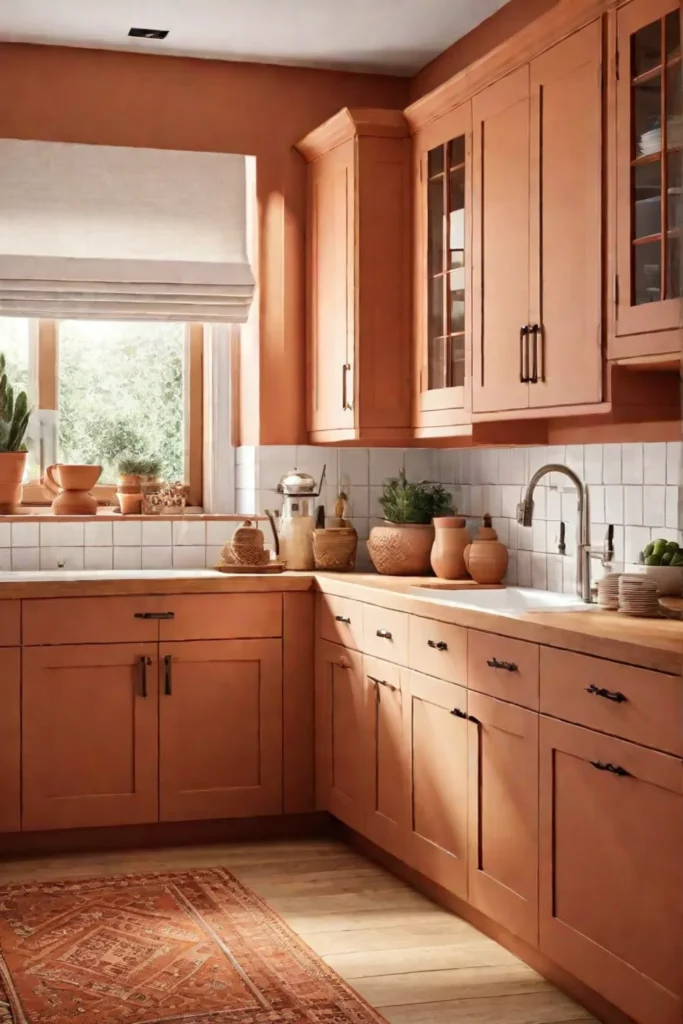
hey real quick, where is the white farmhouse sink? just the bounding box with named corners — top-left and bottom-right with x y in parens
top-left (410, 586), bottom-right (598, 614)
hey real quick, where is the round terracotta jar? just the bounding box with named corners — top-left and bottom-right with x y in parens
top-left (464, 514), bottom-right (509, 584)
top-left (367, 521), bottom-right (435, 576)
top-left (430, 516), bottom-right (470, 579)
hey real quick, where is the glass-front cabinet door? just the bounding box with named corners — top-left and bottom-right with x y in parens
top-left (617, 0), bottom-right (681, 342)
top-left (415, 102), bottom-right (472, 434)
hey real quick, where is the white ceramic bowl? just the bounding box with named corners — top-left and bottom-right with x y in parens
top-left (644, 565), bottom-right (683, 595)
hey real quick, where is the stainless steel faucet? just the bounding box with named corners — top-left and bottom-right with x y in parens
top-left (517, 464), bottom-right (593, 602)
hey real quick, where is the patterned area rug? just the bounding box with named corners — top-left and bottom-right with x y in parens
top-left (0, 867), bottom-right (386, 1024)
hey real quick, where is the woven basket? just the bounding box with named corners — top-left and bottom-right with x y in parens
top-left (312, 528), bottom-right (357, 572)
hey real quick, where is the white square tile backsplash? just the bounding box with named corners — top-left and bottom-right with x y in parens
top-left (1, 441), bottom-right (679, 588)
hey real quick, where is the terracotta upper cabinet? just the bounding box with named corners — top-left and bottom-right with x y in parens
top-left (615, 0), bottom-right (681, 354)
top-left (473, 22), bottom-right (603, 415)
top-left (539, 716), bottom-right (683, 1024)
top-left (22, 644), bottom-right (159, 831)
top-left (159, 640), bottom-right (283, 822)
top-left (414, 103), bottom-right (473, 437)
top-left (297, 109), bottom-right (412, 444)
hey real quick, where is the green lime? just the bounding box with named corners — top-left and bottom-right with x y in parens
top-left (662, 551), bottom-right (673, 565)
top-left (645, 554), bottom-right (662, 566)
top-left (665, 541), bottom-right (679, 554)
top-left (643, 542), bottom-right (654, 558)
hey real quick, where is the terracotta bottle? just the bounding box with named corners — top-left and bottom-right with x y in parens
top-left (464, 514), bottom-right (509, 584)
top-left (430, 516), bottom-right (470, 579)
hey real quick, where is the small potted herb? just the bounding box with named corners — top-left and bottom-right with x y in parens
top-left (0, 353), bottom-right (30, 514)
top-left (368, 471), bottom-right (453, 575)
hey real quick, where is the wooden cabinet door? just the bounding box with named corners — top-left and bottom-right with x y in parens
top-left (529, 21), bottom-right (603, 409)
top-left (472, 66), bottom-right (531, 414)
top-left (315, 639), bottom-right (371, 831)
top-left (540, 716), bottom-right (683, 1024)
top-left (405, 671), bottom-right (469, 898)
top-left (159, 640), bottom-right (283, 821)
top-left (22, 644), bottom-right (159, 831)
top-left (308, 139), bottom-right (355, 436)
top-left (467, 692), bottom-right (539, 946)
top-left (0, 648), bottom-right (20, 833)
top-left (616, 0), bottom-right (682, 338)
top-left (364, 656), bottom-right (410, 859)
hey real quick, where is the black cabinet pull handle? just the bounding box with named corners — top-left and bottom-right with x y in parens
top-left (335, 615), bottom-right (351, 624)
top-left (376, 629), bottom-right (393, 640)
top-left (529, 324), bottom-right (540, 383)
top-left (450, 707), bottom-right (479, 724)
top-left (428, 639), bottom-right (448, 651)
top-left (586, 684), bottom-right (627, 703)
top-left (487, 657), bottom-right (518, 672)
top-left (164, 654), bottom-right (173, 695)
top-left (519, 325), bottom-right (530, 383)
top-left (590, 760), bottom-right (632, 777)
top-left (139, 655), bottom-right (151, 698)
top-left (134, 611), bottom-right (175, 620)
top-left (368, 675), bottom-right (397, 692)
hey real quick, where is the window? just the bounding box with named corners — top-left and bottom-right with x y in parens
top-left (0, 317), bottom-right (203, 506)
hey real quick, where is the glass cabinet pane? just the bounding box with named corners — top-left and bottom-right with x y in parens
top-left (629, 10), bottom-right (682, 306)
top-left (425, 134), bottom-right (467, 391)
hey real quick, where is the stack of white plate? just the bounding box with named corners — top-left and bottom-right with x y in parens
top-left (639, 126), bottom-right (662, 156)
top-left (597, 573), bottom-right (621, 610)
top-left (618, 574), bottom-right (660, 617)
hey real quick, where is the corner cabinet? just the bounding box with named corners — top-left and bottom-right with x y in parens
top-left (614, 0), bottom-right (682, 357)
top-left (472, 21), bottom-right (604, 416)
top-left (297, 109), bottom-right (412, 444)
top-left (414, 103), bottom-right (473, 437)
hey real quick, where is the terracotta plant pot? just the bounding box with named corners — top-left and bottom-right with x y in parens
top-left (118, 492), bottom-right (143, 515)
top-left (368, 521), bottom-right (435, 576)
top-left (430, 516), bottom-right (470, 579)
top-left (0, 450), bottom-right (27, 514)
top-left (117, 473), bottom-right (142, 495)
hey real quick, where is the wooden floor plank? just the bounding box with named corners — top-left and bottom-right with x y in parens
top-left (383, 991), bottom-right (595, 1024)
top-left (302, 919), bottom-right (493, 956)
top-left (354, 963), bottom-right (549, 1007)
top-left (324, 940), bottom-right (520, 978)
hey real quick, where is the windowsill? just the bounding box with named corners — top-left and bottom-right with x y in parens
top-left (6, 510), bottom-right (265, 522)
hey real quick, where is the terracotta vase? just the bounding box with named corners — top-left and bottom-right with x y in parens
top-left (118, 492), bottom-right (143, 515)
top-left (430, 516), bottom-right (470, 579)
top-left (0, 450), bottom-right (27, 514)
top-left (43, 464), bottom-right (102, 515)
top-left (367, 521), bottom-right (435, 576)
top-left (464, 514), bottom-right (509, 584)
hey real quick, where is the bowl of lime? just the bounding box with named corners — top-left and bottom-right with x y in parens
top-left (640, 538), bottom-right (683, 595)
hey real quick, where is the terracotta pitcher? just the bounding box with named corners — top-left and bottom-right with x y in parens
top-left (464, 513), bottom-right (509, 584)
top-left (430, 516), bottom-right (470, 579)
top-left (43, 464), bottom-right (102, 515)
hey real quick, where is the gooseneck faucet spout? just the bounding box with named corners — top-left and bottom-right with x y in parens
top-left (517, 464), bottom-right (592, 603)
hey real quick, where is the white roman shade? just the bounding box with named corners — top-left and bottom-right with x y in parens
top-left (0, 139), bottom-right (255, 322)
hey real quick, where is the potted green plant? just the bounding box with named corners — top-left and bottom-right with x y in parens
top-left (367, 471), bottom-right (454, 575)
top-left (0, 353), bottom-right (30, 514)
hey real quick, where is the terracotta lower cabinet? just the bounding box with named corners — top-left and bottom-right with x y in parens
top-left (364, 656), bottom-right (410, 860)
top-left (22, 643), bottom-right (159, 831)
top-left (467, 691), bottom-right (539, 945)
top-left (314, 639), bottom-right (371, 831)
top-left (539, 716), bottom-right (683, 1024)
top-left (404, 670), bottom-right (469, 898)
top-left (0, 648), bottom-right (20, 833)
top-left (158, 639), bottom-right (283, 821)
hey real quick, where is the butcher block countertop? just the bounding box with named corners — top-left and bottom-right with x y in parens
top-left (0, 569), bottom-right (681, 675)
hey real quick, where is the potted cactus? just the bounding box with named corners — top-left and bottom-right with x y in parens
top-left (0, 353), bottom-right (30, 514)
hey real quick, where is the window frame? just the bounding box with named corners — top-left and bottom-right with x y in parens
top-left (18, 319), bottom-right (204, 508)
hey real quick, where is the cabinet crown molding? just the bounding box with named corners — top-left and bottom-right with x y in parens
top-left (405, 0), bottom-right (616, 132)
top-left (296, 107), bottom-right (409, 162)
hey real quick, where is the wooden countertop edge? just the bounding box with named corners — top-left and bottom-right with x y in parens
top-left (0, 571), bottom-right (681, 675)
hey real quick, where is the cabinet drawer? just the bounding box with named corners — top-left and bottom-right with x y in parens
top-left (363, 604), bottom-right (409, 665)
top-left (318, 594), bottom-right (363, 651)
top-left (468, 630), bottom-right (539, 710)
top-left (540, 647), bottom-right (683, 756)
top-left (23, 597), bottom-right (160, 646)
top-left (409, 616), bottom-right (467, 685)
top-left (159, 594), bottom-right (282, 641)
top-left (0, 601), bottom-right (20, 646)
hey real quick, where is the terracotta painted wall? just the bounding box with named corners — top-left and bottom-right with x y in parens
top-left (410, 0), bottom-right (562, 100)
top-left (0, 43), bottom-right (408, 445)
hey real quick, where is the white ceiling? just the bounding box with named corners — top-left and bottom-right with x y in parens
top-left (0, 0), bottom-right (510, 76)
